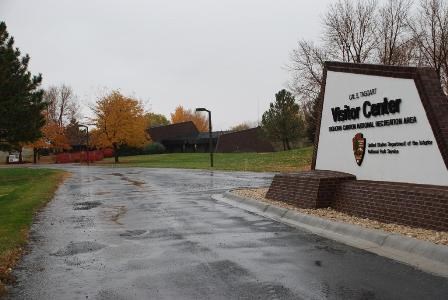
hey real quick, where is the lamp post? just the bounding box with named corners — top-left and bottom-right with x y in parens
top-left (195, 107), bottom-right (213, 168)
top-left (78, 124), bottom-right (89, 166)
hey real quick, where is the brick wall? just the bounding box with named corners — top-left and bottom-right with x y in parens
top-left (333, 180), bottom-right (448, 231)
top-left (266, 172), bottom-right (448, 231)
top-left (266, 171), bottom-right (356, 209)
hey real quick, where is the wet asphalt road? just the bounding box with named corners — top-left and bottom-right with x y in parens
top-left (6, 166), bottom-right (448, 299)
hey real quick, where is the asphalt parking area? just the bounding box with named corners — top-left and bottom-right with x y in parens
top-left (7, 166), bottom-right (448, 299)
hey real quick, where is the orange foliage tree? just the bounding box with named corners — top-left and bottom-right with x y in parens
top-left (170, 105), bottom-right (208, 131)
top-left (28, 111), bottom-right (70, 163)
top-left (91, 91), bottom-right (148, 163)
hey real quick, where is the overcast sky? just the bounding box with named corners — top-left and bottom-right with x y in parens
top-left (1, 0), bottom-right (332, 130)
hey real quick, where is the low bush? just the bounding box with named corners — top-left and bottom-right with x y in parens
top-left (143, 142), bottom-right (166, 154)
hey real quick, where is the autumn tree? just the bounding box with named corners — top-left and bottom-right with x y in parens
top-left (28, 112), bottom-right (72, 163)
top-left (146, 112), bottom-right (170, 128)
top-left (91, 91), bottom-right (148, 163)
top-left (0, 21), bottom-right (46, 153)
top-left (28, 136), bottom-right (48, 164)
top-left (261, 90), bottom-right (301, 151)
top-left (170, 105), bottom-right (208, 131)
top-left (28, 85), bottom-right (79, 160)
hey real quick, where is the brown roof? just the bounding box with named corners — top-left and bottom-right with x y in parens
top-left (148, 121), bottom-right (199, 142)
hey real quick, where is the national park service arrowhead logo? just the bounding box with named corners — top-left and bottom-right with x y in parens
top-left (353, 133), bottom-right (366, 166)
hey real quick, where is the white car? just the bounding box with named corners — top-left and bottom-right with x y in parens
top-left (8, 154), bottom-right (19, 163)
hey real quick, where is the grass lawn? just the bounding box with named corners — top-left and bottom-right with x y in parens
top-left (0, 168), bottom-right (66, 294)
top-left (98, 147), bottom-right (313, 173)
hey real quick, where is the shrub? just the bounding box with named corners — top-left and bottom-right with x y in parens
top-left (143, 142), bottom-right (166, 154)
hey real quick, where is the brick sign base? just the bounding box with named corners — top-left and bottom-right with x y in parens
top-left (266, 172), bottom-right (448, 231)
top-left (265, 171), bottom-right (355, 209)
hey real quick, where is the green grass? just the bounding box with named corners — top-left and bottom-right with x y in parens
top-left (99, 147), bottom-right (313, 172)
top-left (0, 168), bottom-right (66, 290)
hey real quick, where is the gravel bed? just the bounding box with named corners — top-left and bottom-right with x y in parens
top-left (233, 188), bottom-right (448, 246)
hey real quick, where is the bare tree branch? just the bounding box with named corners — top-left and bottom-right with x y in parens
top-left (323, 0), bottom-right (378, 63)
top-left (376, 0), bottom-right (415, 65)
top-left (409, 0), bottom-right (448, 92)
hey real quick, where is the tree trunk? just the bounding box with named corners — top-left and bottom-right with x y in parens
top-left (113, 144), bottom-right (119, 163)
top-left (19, 148), bottom-right (23, 163)
top-left (285, 138), bottom-right (291, 150)
top-left (33, 148), bottom-right (38, 164)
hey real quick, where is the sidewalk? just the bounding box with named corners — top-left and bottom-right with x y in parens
top-left (212, 190), bottom-right (448, 278)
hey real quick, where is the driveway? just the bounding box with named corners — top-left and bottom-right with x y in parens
top-left (7, 166), bottom-right (448, 299)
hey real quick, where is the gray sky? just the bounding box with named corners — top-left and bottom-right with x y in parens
top-left (1, 0), bottom-right (332, 130)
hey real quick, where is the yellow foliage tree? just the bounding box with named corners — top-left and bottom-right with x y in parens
top-left (170, 105), bottom-right (208, 132)
top-left (91, 91), bottom-right (148, 163)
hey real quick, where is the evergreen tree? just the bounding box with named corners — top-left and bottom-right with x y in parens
top-left (0, 21), bottom-right (45, 151)
top-left (261, 89), bottom-right (301, 150)
top-left (303, 98), bottom-right (319, 143)
top-left (65, 118), bottom-right (87, 148)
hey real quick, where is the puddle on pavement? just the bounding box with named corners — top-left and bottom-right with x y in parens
top-left (314, 244), bottom-right (347, 255)
top-left (64, 256), bottom-right (86, 266)
top-left (119, 228), bottom-right (183, 241)
top-left (109, 173), bottom-right (123, 177)
top-left (123, 177), bottom-right (145, 187)
top-left (119, 229), bottom-right (147, 237)
top-left (108, 172), bottom-right (145, 187)
top-left (73, 201), bottom-right (102, 210)
top-left (69, 215), bottom-right (94, 229)
top-left (175, 240), bottom-right (211, 254)
top-left (95, 191), bottom-right (111, 196)
top-left (102, 205), bottom-right (127, 225)
top-left (51, 241), bottom-right (106, 256)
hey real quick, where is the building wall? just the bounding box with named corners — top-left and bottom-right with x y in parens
top-left (215, 127), bottom-right (274, 153)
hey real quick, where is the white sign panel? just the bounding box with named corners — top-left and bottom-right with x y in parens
top-left (315, 71), bottom-right (448, 186)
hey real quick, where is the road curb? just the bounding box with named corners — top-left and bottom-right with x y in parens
top-left (212, 190), bottom-right (448, 278)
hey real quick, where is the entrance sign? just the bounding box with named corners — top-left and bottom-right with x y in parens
top-left (314, 67), bottom-right (448, 186)
top-left (268, 62), bottom-right (448, 232)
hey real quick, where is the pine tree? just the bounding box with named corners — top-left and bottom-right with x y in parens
top-left (261, 89), bottom-right (301, 150)
top-left (0, 21), bottom-right (45, 152)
